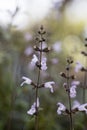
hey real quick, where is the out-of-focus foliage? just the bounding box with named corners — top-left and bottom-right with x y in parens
top-left (0, 0), bottom-right (87, 130)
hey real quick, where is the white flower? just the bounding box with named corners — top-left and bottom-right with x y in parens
top-left (44, 81), bottom-right (55, 93)
top-left (70, 80), bottom-right (80, 98)
top-left (75, 62), bottom-right (83, 72)
top-left (57, 102), bottom-right (66, 115)
top-left (27, 98), bottom-right (39, 115)
top-left (70, 85), bottom-right (77, 98)
top-left (41, 57), bottom-right (47, 71)
top-left (78, 103), bottom-right (87, 114)
top-left (31, 54), bottom-right (38, 66)
top-left (72, 101), bottom-right (87, 114)
top-left (21, 76), bottom-right (32, 86)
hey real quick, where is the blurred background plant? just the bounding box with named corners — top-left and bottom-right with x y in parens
top-left (0, 0), bottom-right (87, 130)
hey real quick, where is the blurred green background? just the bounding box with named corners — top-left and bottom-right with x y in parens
top-left (0, 0), bottom-right (87, 130)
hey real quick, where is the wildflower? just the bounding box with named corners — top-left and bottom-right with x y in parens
top-left (41, 57), bottom-right (47, 71)
top-left (72, 101), bottom-right (87, 114)
top-left (31, 54), bottom-right (38, 66)
top-left (27, 98), bottom-right (40, 115)
top-left (21, 76), bottom-right (32, 86)
top-left (78, 103), bottom-right (87, 114)
top-left (70, 80), bottom-right (80, 98)
top-left (57, 102), bottom-right (66, 115)
top-left (75, 61), bottom-right (83, 72)
top-left (44, 81), bottom-right (55, 93)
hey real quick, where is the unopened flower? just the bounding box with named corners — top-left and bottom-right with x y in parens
top-left (57, 102), bottom-right (66, 115)
top-left (41, 57), bottom-right (47, 71)
top-left (31, 54), bottom-right (38, 66)
top-left (27, 98), bottom-right (39, 115)
top-left (21, 76), bottom-right (32, 86)
top-left (44, 81), bottom-right (55, 93)
top-left (75, 62), bottom-right (83, 72)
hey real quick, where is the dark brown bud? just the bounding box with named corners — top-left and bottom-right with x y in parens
top-left (60, 72), bottom-right (67, 78)
top-left (42, 38), bottom-right (46, 41)
top-left (38, 31), bottom-right (41, 34)
top-left (65, 109), bottom-right (70, 114)
top-left (66, 66), bottom-right (69, 71)
top-left (35, 37), bottom-right (39, 41)
top-left (81, 51), bottom-right (87, 56)
top-left (80, 67), bottom-right (87, 72)
top-left (31, 82), bottom-right (37, 88)
top-left (42, 31), bottom-right (46, 34)
top-left (70, 75), bottom-right (76, 79)
top-left (34, 45), bottom-right (40, 51)
top-left (67, 57), bottom-right (73, 64)
top-left (72, 108), bottom-right (78, 114)
top-left (42, 47), bottom-right (51, 52)
top-left (36, 62), bottom-right (41, 69)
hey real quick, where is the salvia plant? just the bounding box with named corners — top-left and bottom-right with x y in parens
top-left (21, 26), bottom-right (55, 130)
top-left (57, 57), bottom-right (87, 130)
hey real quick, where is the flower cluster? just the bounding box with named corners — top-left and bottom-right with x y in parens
top-left (57, 100), bottom-right (87, 115)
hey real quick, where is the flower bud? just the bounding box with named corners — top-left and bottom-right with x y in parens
top-left (60, 72), bottom-right (67, 78)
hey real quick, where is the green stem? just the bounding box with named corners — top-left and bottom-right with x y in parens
top-left (66, 66), bottom-right (73, 130)
top-left (35, 36), bottom-right (43, 130)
